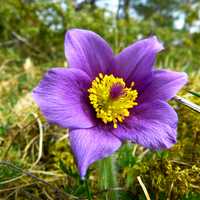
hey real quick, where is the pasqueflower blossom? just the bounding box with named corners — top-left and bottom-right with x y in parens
top-left (33, 29), bottom-right (187, 178)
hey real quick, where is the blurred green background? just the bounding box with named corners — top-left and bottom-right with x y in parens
top-left (0, 0), bottom-right (200, 199)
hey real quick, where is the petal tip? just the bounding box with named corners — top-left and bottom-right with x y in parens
top-left (79, 166), bottom-right (87, 179)
top-left (150, 35), bottom-right (165, 52)
top-left (65, 28), bottom-right (80, 41)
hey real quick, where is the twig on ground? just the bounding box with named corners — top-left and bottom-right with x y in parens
top-left (12, 32), bottom-right (49, 61)
top-left (132, 144), bottom-right (137, 157)
top-left (0, 175), bottom-right (24, 185)
top-left (138, 149), bottom-right (149, 161)
top-left (0, 40), bottom-right (18, 47)
top-left (173, 95), bottom-right (200, 113)
top-left (166, 181), bottom-right (174, 200)
top-left (12, 32), bottom-right (40, 53)
top-left (171, 160), bottom-right (191, 166)
top-left (0, 161), bottom-right (79, 199)
top-left (22, 136), bottom-right (38, 161)
top-left (0, 183), bottom-right (36, 193)
top-left (43, 189), bottom-right (55, 200)
top-left (31, 112), bottom-right (43, 167)
top-left (137, 176), bottom-right (151, 200)
top-left (1, 117), bottom-right (38, 159)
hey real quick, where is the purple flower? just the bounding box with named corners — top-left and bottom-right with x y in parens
top-left (32, 29), bottom-right (187, 178)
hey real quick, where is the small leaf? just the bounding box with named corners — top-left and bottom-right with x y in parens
top-left (156, 151), bottom-right (169, 159)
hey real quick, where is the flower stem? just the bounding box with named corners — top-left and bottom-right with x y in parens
top-left (98, 156), bottom-right (118, 200)
top-left (85, 178), bottom-right (92, 200)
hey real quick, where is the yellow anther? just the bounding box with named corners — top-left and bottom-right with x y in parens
top-left (88, 73), bottom-right (138, 128)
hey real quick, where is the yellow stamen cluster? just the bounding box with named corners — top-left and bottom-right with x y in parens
top-left (88, 73), bottom-right (138, 128)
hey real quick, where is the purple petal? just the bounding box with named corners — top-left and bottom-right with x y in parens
top-left (32, 68), bottom-right (95, 129)
top-left (115, 36), bottom-right (164, 86)
top-left (65, 29), bottom-right (114, 78)
top-left (69, 127), bottom-right (121, 178)
top-left (113, 100), bottom-right (178, 150)
top-left (138, 69), bottom-right (188, 103)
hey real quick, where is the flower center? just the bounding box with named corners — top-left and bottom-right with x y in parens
top-left (88, 73), bottom-right (138, 128)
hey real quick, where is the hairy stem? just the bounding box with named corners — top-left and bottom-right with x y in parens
top-left (98, 156), bottom-right (118, 200)
top-left (85, 178), bottom-right (92, 200)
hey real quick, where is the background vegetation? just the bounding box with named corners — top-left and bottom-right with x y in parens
top-left (0, 0), bottom-right (200, 199)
